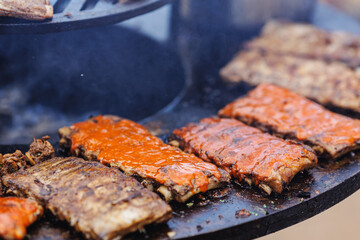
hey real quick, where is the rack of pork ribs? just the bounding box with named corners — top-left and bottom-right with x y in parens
top-left (2, 20), bottom-right (360, 240)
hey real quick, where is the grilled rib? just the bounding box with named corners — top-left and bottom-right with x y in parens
top-left (59, 115), bottom-right (230, 203)
top-left (245, 20), bottom-right (360, 68)
top-left (0, 0), bottom-right (53, 20)
top-left (220, 50), bottom-right (360, 114)
top-left (23, 135), bottom-right (55, 166)
top-left (170, 118), bottom-right (317, 195)
top-left (2, 157), bottom-right (172, 240)
top-left (0, 197), bottom-right (43, 240)
top-left (0, 136), bottom-right (54, 194)
top-left (219, 83), bottom-right (360, 159)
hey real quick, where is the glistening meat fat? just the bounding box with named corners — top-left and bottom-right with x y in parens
top-left (2, 157), bottom-right (172, 240)
top-left (219, 83), bottom-right (360, 159)
top-left (170, 118), bottom-right (317, 195)
top-left (59, 115), bottom-right (230, 203)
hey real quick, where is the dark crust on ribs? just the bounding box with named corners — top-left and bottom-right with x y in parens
top-left (0, 136), bottom-right (55, 195)
top-left (2, 157), bottom-right (172, 240)
top-left (220, 49), bottom-right (360, 114)
top-left (0, 136), bottom-right (54, 176)
top-left (0, 150), bottom-right (27, 176)
top-left (25, 136), bottom-right (55, 165)
top-left (59, 115), bottom-right (230, 203)
top-left (218, 83), bottom-right (360, 159)
top-left (170, 118), bottom-right (317, 194)
top-left (245, 20), bottom-right (360, 68)
top-left (0, 0), bottom-right (53, 20)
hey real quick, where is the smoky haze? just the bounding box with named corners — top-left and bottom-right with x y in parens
top-left (0, 25), bottom-right (184, 144)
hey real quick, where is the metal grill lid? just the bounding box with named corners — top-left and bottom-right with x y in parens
top-left (0, 0), bottom-right (170, 34)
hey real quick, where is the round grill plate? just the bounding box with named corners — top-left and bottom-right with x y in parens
top-left (0, 0), bottom-right (170, 34)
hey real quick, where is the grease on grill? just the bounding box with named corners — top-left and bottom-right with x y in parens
top-left (235, 209), bottom-right (251, 218)
top-left (296, 191), bottom-right (311, 199)
top-left (196, 225), bottom-right (203, 232)
top-left (207, 187), bottom-right (230, 199)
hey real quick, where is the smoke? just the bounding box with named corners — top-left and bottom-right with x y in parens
top-left (0, 25), bottom-right (184, 144)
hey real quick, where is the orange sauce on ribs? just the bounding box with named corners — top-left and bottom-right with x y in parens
top-left (0, 197), bottom-right (43, 240)
top-left (70, 116), bottom-right (222, 193)
top-left (219, 83), bottom-right (360, 158)
top-left (173, 118), bottom-right (317, 193)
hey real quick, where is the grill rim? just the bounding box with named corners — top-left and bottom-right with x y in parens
top-left (0, 0), bottom-right (171, 34)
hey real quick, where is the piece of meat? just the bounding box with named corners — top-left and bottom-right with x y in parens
top-left (220, 50), bottom-right (360, 114)
top-left (2, 136), bottom-right (54, 167)
top-left (219, 83), bottom-right (360, 159)
top-left (2, 157), bottom-right (172, 240)
top-left (25, 136), bottom-right (55, 165)
top-left (0, 197), bottom-right (43, 240)
top-left (0, 150), bottom-right (27, 195)
top-left (0, 136), bottom-right (54, 195)
top-left (0, 136), bottom-right (54, 176)
top-left (59, 115), bottom-right (230, 203)
top-left (170, 118), bottom-right (317, 195)
top-left (0, 150), bottom-right (27, 176)
top-left (245, 20), bottom-right (360, 68)
top-left (0, 0), bottom-right (53, 20)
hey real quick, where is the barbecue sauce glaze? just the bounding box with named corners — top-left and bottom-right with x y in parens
top-left (0, 197), bottom-right (43, 240)
top-left (173, 118), bottom-right (317, 193)
top-left (219, 83), bottom-right (360, 157)
top-left (70, 116), bottom-right (222, 193)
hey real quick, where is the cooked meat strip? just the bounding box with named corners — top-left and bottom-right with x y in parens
top-left (0, 0), bottom-right (53, 20)
top-left (0, 197), bottom-right (43, 240)
top-left (0, 136), bottom-right (54, 178)
top-left (0, 150), bottom-right (27, 175)
top-left (59, 115), bottom-right (230, 203)
top-left (2, 157), bottom-right (172, 240)
top-left (219, 83), bottom-right (360, 159)
top-left (170, 118), bottom-right (317, 195)
top-left (220, 50), bottom-right (360, 113)
top-left (1, 151), bottom-right (24, 195)
top-left (245, 20), bottom-right (360, 68)
top-left (0, 137), bottom-right (54, 195)
top-left (25, 136), bottom-right (55, 165)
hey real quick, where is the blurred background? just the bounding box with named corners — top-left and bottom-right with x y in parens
top-left (260, 190), bottom-right (360, 240)
top-left (322, 0), bottom-right (360, 21)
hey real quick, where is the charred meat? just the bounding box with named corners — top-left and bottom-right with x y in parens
top-left (245, 20), bottom-right (360, 68)
top-left (0, 0), bottom-right (53, 20)
top-left (59, 115), bottom-right (230, 202)
top-left (170, 118), bottom-right (317, 194)
top-left (0, 136), bottom-right (54, 176)
top-left (219, 83), bottom-right (360, 159)
top-left (0, 136), bottom-right (54, 195)
top-left (0, 197), bottom-right (43, 240)
top-left (220, 50), bottom-right (360, 113)
top-left (25, 136), bottom-right (55, 165)
top-left (0, 150), bottom-right (27, 176)
top-left (2, 157), bottom-right (172, 240)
